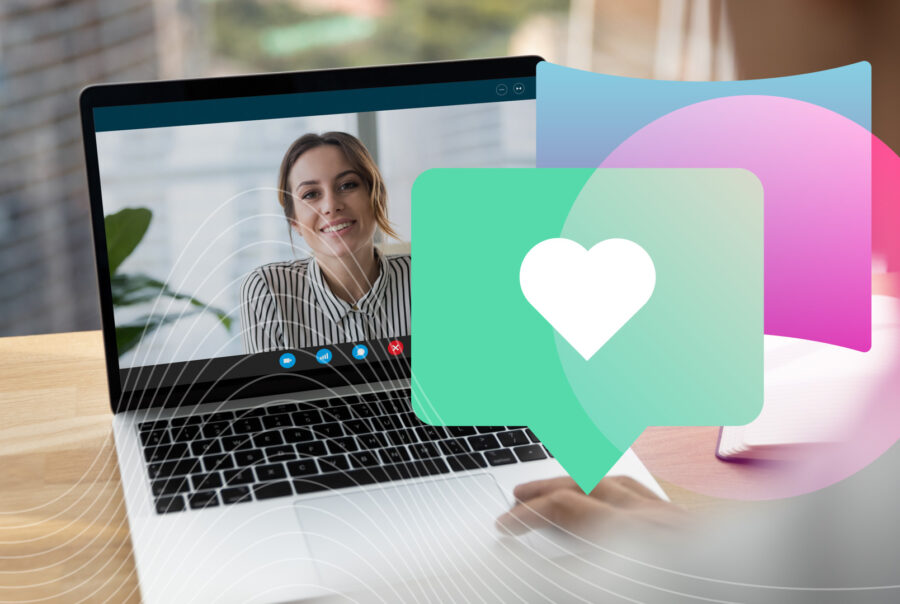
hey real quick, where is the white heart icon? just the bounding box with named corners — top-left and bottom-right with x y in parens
top-left (520, 238), bottom-right (656, 360)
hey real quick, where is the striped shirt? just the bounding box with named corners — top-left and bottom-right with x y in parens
top-left (240, 252), bottom-right (411, 353)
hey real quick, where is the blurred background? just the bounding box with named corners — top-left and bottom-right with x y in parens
top-left (1, 0), bottom-right (898, 338)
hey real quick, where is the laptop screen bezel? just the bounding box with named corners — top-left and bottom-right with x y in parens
top-left (80, 55), bottom-right (542, 414)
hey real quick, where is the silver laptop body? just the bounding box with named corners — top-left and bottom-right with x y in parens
top-left (80, 57), bottom-right (663, 603)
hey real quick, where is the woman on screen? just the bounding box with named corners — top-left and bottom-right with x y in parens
top-left (240, 132), bottom-right (410, 353)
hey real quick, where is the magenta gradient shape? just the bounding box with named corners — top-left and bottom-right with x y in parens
top-left (601, 95), bottom-right (872, 352)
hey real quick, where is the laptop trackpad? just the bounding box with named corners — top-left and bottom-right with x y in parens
top-left (294, 474), bottom-right (510, 590)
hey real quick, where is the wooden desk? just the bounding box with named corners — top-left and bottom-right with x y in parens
top-left (0, 332), bottom-right (139, 602)
top-left (633, 426), bottom-right (798, 501)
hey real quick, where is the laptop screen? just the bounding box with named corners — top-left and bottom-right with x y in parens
top-left (90, 66), bottom-right (536, 404)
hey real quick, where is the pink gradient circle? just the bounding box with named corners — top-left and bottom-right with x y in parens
top-left (603, 95), bottom-right (900, 499)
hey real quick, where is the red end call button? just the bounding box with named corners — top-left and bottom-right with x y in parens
top-left (387, 340), bottom-right (404, 356)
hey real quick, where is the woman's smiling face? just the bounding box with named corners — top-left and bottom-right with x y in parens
top-left (288, 145), bottom-right (377, 260)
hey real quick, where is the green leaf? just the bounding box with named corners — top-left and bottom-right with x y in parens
top-left (115, 325), bottom-right (148, 356)
top-left (112, 272), bottom-right (233, 330)
top-left (106, 210), bottom-right (233, 358)
top-left (105, 208), bottom-right (152, 275)
top-left (111, 272), bottom-right (234, 356)
top-left (110, 273), bottom-right (166, 306)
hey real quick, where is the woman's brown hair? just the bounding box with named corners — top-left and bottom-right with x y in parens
top-left (277, 131), bottom-right (399, 240)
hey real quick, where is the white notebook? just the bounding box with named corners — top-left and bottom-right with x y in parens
top-left (717, 295), bottom-right (900, 461)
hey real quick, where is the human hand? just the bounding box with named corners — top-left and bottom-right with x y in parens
top-left (496, 476), bottom-right (688, 538)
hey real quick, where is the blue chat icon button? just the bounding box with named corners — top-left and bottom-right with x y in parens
top-left (279, 353), bottom-right (296, 369)
top-left (352, 344), bottom-right (368, 360)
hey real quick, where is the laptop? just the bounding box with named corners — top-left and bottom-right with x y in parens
top-left (79, 56), bottom-right (665, 603)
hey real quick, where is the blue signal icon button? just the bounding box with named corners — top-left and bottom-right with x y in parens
top-left (316, 348), bottom-right (333, 364)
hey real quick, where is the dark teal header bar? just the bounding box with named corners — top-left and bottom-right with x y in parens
top-left (93, 77), bottom-right (535, 132)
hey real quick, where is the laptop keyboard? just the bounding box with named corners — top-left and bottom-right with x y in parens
top-left (137, 388), bottom-right (551, 514)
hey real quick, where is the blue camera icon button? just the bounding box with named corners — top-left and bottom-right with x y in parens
top-left (279, 353), bottom-right (296, 369)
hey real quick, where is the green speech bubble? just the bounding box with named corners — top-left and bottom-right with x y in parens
top-left (411, 169), bottom-right (763, 492)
